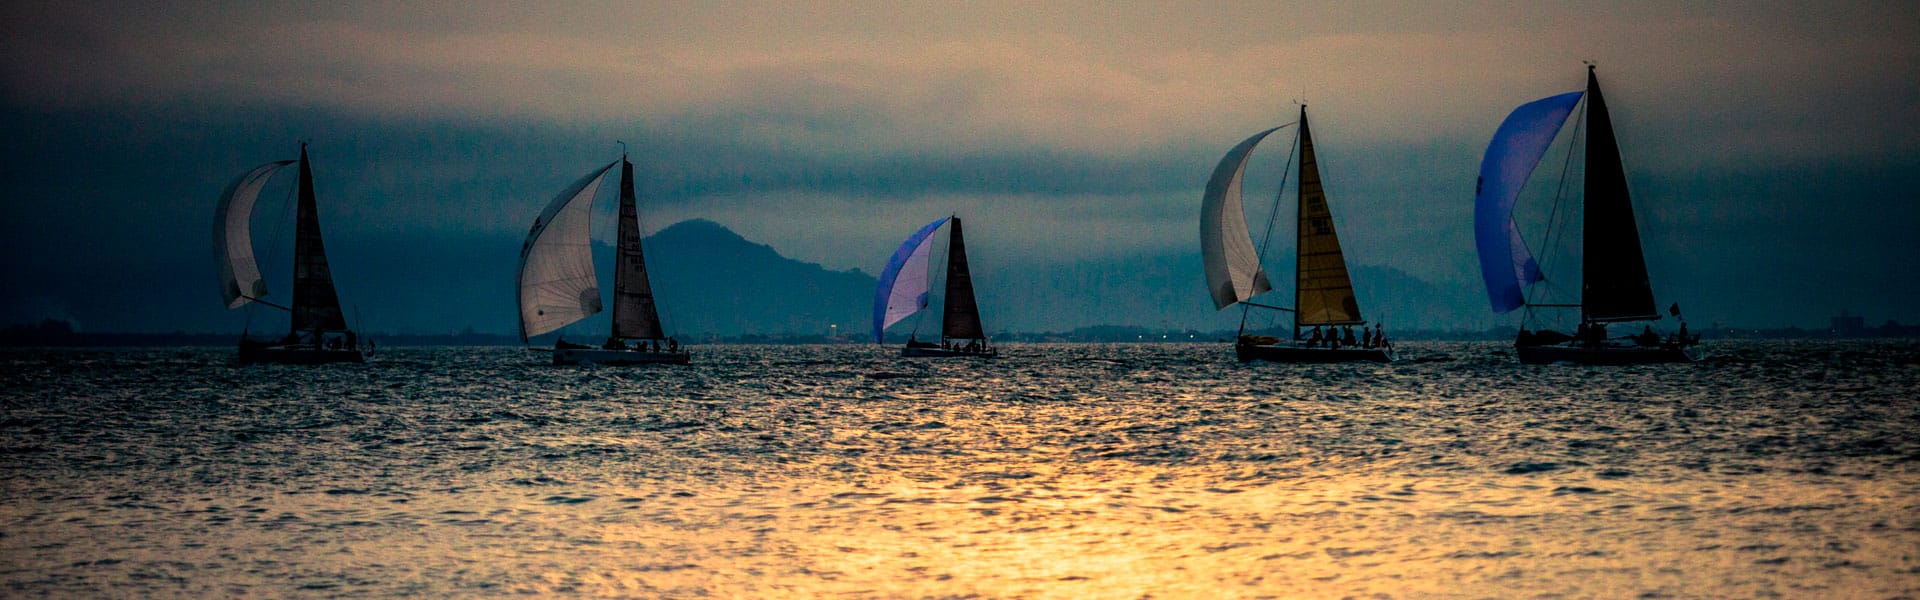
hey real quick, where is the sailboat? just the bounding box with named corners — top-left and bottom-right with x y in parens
top-left (873, 215), bottom-right (997, 358)
top-left (1201, 106), bottom-right (1394, 363)
top-left (213, 143), bottom-right (365, 364)
top-left (1474, 66), bottom-right (1701, 365)
top-left (517, 151), bottom-right (689, 366)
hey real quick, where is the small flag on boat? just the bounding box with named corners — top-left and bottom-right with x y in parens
top-left (1669, 303), bottom-right (1682, 317)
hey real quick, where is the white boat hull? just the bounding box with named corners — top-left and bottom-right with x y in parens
top-left (553, 348), bottom-right (690, 366)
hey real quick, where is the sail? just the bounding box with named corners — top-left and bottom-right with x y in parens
top-left (1580, 69), bottom-right (1658, 322)
top-left (212, 160), bottom-right (294, 309)
top-left (941, 217), bottom-right (985, 340)
top-left (872, 216), bottom-right (949, 343)
top-left (518, 161), bottom-right (617, 340)
top-left (1293, 108), bottom-right (1362, 326)
top-left (1474, 90), bottom-right (1583, 313)
top-left (1200, 126), bottom-right (1286, 309)
top-left (289, 147), bottom-right (349, 333)
top-left (610, 159), bottom-right (665, 339)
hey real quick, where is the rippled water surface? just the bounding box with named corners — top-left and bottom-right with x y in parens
top-left (3, 341), bottom-right (1918, 598)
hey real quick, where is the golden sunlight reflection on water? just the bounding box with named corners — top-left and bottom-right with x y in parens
top-left (1, 343), bottom-right (1917, 597)
top-left (10, 461), bottom-right (1900, 598)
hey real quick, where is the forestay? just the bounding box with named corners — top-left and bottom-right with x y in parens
top-left (1473, 90), bottom-right (1583, 314)
top-left (518, 161), bottom-right (617, 340)
top-left (872, 216), bottom-right (949, 343)
top-left (213, 160), bottom-right (294, 309)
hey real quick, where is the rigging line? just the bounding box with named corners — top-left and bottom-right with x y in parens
top-left (1240, 301), bottom-right (1295, 313)
top-left (1234, 120), bottom-right (1298, 337)
top-left (1538, 93), bottom-right (1587, 304)
top-left (1519, 91), bottom-right (1587, 325)
top-left (1222, 120), bottom-right (1301, 334)
top-left (1253, 124), bottom-right (1301, 271)
top-left (908, 219), bottom-right (947, 343)
top-left (252, 158), bottom-right (301, 327)
top-left (240, 295), bottom-right (293, 312)
top-left (1536, 107), bottom-right (1587, 331)
top-left (930, 218), bottom-right (954, 341)
top-left (577, 159), bottom-right (617, 342)
top-left (262, 162), bottom-right (298, 290)
top-left (1255, 124), bottom-right (1300, 335)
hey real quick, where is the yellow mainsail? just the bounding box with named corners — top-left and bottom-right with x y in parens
top-left (1293, 107), bottom-right (1363, 326)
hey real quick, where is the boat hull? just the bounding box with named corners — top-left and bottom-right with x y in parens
top-left (1236, 344), bottom-right (1394, 363)
top-left (901, 346), bottom-right (998, 358)
top-left (554, 348), bottom-right (691, 366)
top-left (237, 345), bottom-right (364, 365)
top-left (1515, 343), bottom-right (1699, 365)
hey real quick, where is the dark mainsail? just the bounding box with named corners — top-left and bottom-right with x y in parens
top-left (941, 217), bottom-right (985, 340)
top-left (1579, 68), bottom-right (1658, 322)
top-left (610, 158), bottom-right (665, 340)
top-left (289, 145), bottom-right (349, 333)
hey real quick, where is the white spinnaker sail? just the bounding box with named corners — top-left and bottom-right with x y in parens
top-left (213, 160), bottom-right (295, 309)
top-left (518, 161), bottom-right (617, 340)
top-left (1200, 126), bottom-right (1286, 309)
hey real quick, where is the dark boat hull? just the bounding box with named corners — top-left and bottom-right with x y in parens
top-left (901, 346), bottom-right (998, 358)
top-left (237, 345), bottom-right (364, 365)
top-left (1236, 344), bottom-right (1394, 363)
top-left (553, 348), bottom-right (691, 366)
top-left (1515, 343), bottom-right (1699, 365)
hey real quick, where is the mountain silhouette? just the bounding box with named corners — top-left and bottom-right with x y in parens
top-left (3, 215), bottom-right (1474, 338)
top-left (622, 219), bottom-right (876, 339)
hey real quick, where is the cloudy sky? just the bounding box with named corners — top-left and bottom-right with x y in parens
top-left (2, 1), bottom-right (1916, 334)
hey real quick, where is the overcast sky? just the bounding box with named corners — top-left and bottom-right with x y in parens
top-left (2, 1), bottom-right (1916, 333)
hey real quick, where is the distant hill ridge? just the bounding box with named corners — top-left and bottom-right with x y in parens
top-left (628, 219), bottom-right (877, 340)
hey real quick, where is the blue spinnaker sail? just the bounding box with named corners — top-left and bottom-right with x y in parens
top-left (873, 217), bottom-right (950, 343)
top-left (1474, 90), bottom-right (1583, 313)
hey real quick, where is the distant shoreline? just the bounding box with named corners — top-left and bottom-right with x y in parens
top-left (3, 320), bottom-right (1915, 348)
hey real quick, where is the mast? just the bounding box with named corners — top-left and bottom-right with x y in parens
top-left (1291, 109), bottom-right (1304, 345)
top-left (289, 143), bottom-right (349, 335)
top-left (940, 216), bottom-right (985, 341)
top-left (1293, 106), bottom-right (1363, 338)
top-left (1579, 66), bottom-right (1657, 322)
top-left (609, 156), bottom-right (664, 340)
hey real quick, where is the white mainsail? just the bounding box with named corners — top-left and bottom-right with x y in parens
top-left (1200, 126), bottom-right (1286, 309)
top-left (518, 161), bottom-right (617, 340)
top-left (213, 160), bottom-right (294, 309)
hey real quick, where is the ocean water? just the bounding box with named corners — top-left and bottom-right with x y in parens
top-left (1, 341), bottom-right (1916, 598)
